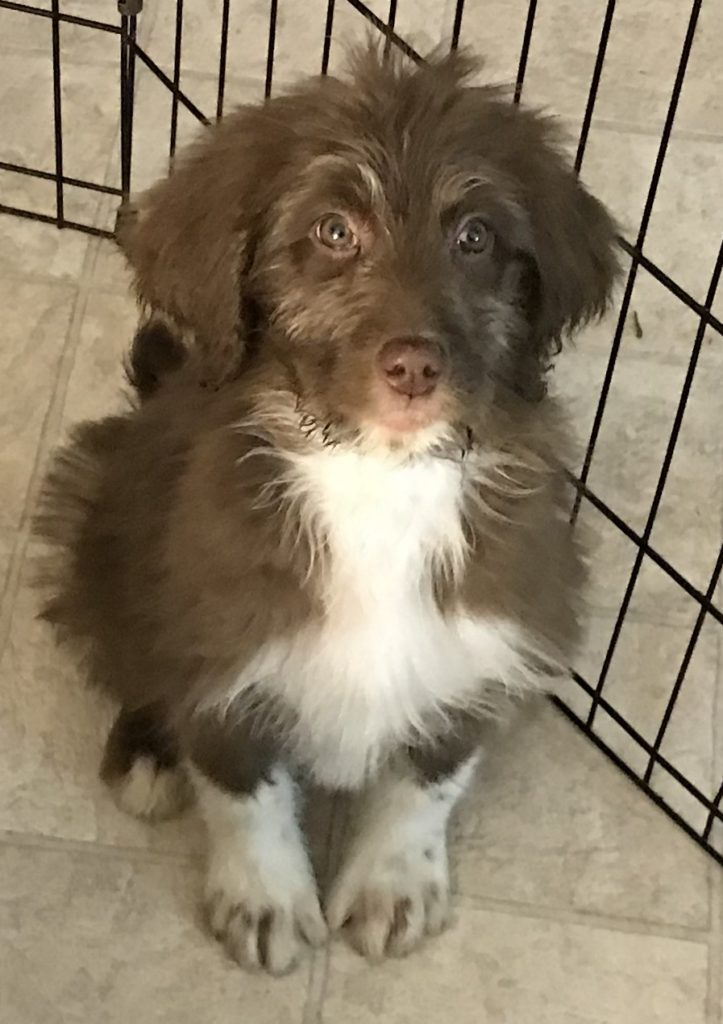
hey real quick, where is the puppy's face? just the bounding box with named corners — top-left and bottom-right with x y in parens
top-left (255, 150), bottom-right (538, 446)
top-left (120, 48), bottom-right (619, 450)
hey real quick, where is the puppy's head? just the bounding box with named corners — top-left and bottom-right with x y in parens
top-left (119, 46), bottom-right (619, 449)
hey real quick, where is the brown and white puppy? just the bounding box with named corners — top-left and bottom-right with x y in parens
top-left (35, 47), bottom-right (618, 974)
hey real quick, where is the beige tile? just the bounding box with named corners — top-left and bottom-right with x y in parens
top-left (567, 265), bottom-right (722, 372)
top-left (0, 841), bottom-right (315, 1024)
top-left (0, 1), bottom-right (157, 61)
top-left (0, 4), bottom-right (120, 64)
top-left (0, 543), bottom-right (202, 853)
top-left (88, 230), bottom-right (135, 295)
top-left (357, 0), bottom-right (722, 148)
top-left (146, 0), bottom-right (332, 88)
top-left (439, 0), bottom-right (533, 85)
top-left (578, 130), bottom-right (723, 316)
top-left (0, 202), bottom-right (94, 283)
top-left (0, 277), bottom-right (77, 533)
top-left (648, 619), bottom-right (721, 831)
top-left (451, 703), bottom-right (711, 928)
top-left (718, 881), bottom-right (723, 993)
top-left (0, 51), bottom-right (120, 248)
top-left (322, 898), bottom-right (709, 1024)
top-left (572, 613), bottom-right (720, 832)
top-left (0, 532), bottom-right (16, 611)
top-left (554, 334), bottom-right (722, 619)
top-left (0, 52), bottom-right (119, 187)
top-left (60, 289), bottom-right (139, 426)
top-left (504, 0), bottom-right (721, 136)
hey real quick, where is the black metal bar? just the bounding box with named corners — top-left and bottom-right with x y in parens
top-left (216, 0), bottom-right (231, 120)
top-left (169, 0), bottom-right (184, 158)
top-left (553, 697), bottom-right (723, 867)
top-left (572, 0), bottom-right (705, 521)
top-left (643, 542), bottom-right (723, 784)
top-left (321, 0), bottom-right (336, 75)
top-left (703, 779), bottom-right (723, 842)
top-left (383, 0), bottom-right (398, 59)
top-left (567, 672), bottom-right (723, 818)
top-left (265, 0), bottom-right (279, 99)
top-left (0, 202), bottom-right (113, 238)
top-left (450, 0), bottom-right (465, 50)
top-left (587, 236), bottom-right (723, 728)
top-left (513, 0), bottom-right (537, 104)
top-left (119, 12), bottom-right (138, 200)
top-left (49, 0), bottom-right (64, 228)
top-left (575, 0), bottom-right (617, 171)
top-left (343, 0), bottom-right (423, 63)
top-left (566, 475), bottom-right (723, 627)
top-left (619, 237), bottom-right (723, 337)
top-left (0, 161), bottom-right (122, 195)
top-left (0, 0), bottom-right (120, 33)
top-left (133, 44), bottom-right (210, 125)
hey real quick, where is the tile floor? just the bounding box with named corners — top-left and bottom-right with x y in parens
top-left (0, 1), bottom-right (721, 1021)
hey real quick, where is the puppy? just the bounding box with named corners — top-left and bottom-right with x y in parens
top-left (35, 47), bottom-right (618, 974)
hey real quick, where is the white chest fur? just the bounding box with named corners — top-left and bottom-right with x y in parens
top-left (229, 446), bottom-right (548, 788)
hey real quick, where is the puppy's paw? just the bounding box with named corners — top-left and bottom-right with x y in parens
top-left (206, 868), bottom-right (327, 975)
top-left (196, 765), bottom-right (327, 975)
top-left (327, 834), bottom-right (451, 960)
top-left (110, 756), bottom-right (193, 822)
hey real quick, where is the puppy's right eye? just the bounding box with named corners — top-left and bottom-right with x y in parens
top-left (314, 214), bottom-right (358, 253)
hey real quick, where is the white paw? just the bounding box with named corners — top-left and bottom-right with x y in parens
top-left (205, 852), bottom-right (327, 975)
top-left (327, 834), bottom-right (451, 960)
top-left (194, 766), bottom-right (327, 975)
top-left (111, 756), bottom-right (193, 821)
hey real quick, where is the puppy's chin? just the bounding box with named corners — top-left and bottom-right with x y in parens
top-left (364, 383), bottom-right (446, 434)
top-left (355, 387), bottom-right (457, 455)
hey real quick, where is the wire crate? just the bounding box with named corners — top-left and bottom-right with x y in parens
top-left (1, 0), bottom-right (720, 865)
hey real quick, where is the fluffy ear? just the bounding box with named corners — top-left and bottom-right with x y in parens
top-left (459, 86), bottom-right (620, 360)
top-left (115, 102), bottom-right (298, 380)
top-left (521, 149), bottom-right (620, 357)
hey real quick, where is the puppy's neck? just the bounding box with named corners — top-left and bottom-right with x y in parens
top-left (283, 438), bottom-right (473, 600)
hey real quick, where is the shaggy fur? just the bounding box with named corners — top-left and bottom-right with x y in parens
top-left (34, 46), bottom-right (619, 969)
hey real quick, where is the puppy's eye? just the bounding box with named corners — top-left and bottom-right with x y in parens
top-left (314, 214), bottom-right (358, 252)
top-left (454, 215), bottom-right (492, 256)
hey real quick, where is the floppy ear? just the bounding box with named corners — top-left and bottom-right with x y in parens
top-left (115, 102), bottom-right (297, 381)
top-left (459, 84), bottom-right (620, 363)
top-left (521, 148), bottom-right (620, 359)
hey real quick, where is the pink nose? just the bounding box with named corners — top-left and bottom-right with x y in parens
top-left (377, 338), bottom-right (443, 399)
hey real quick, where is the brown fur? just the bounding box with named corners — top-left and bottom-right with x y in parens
top-left (36, 46), bottom-right (618, 787)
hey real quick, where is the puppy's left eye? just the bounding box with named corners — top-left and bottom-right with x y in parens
top-left (454, 215), bottom-right (492, 256)
top-left (314, 214), bottom-right (359, 253)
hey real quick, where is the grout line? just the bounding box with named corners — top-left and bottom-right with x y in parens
top-left (582, 601), bottom-right (715, 630)
top-left (566, 114), bottom-right (723, 147)
top-left (0, 228), bottom-right (105, 657)
top-left (303, 950), bottom-right (330, 1024)
top-left (305, 795), bottom-right (347, 1022)
top-left (707, 635), bottom-right (723, 1023)
top-left (0, 826), bottom-right (199, 867)
top-left (708, 868), bottom-right (722, 1022)
top-left (455, 887), bottom-right (714, 944)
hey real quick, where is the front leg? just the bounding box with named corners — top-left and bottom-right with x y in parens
top-left (188, 713), bottom-right (327, 975)
top-left (327, 720), bottom-right (484, 960)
